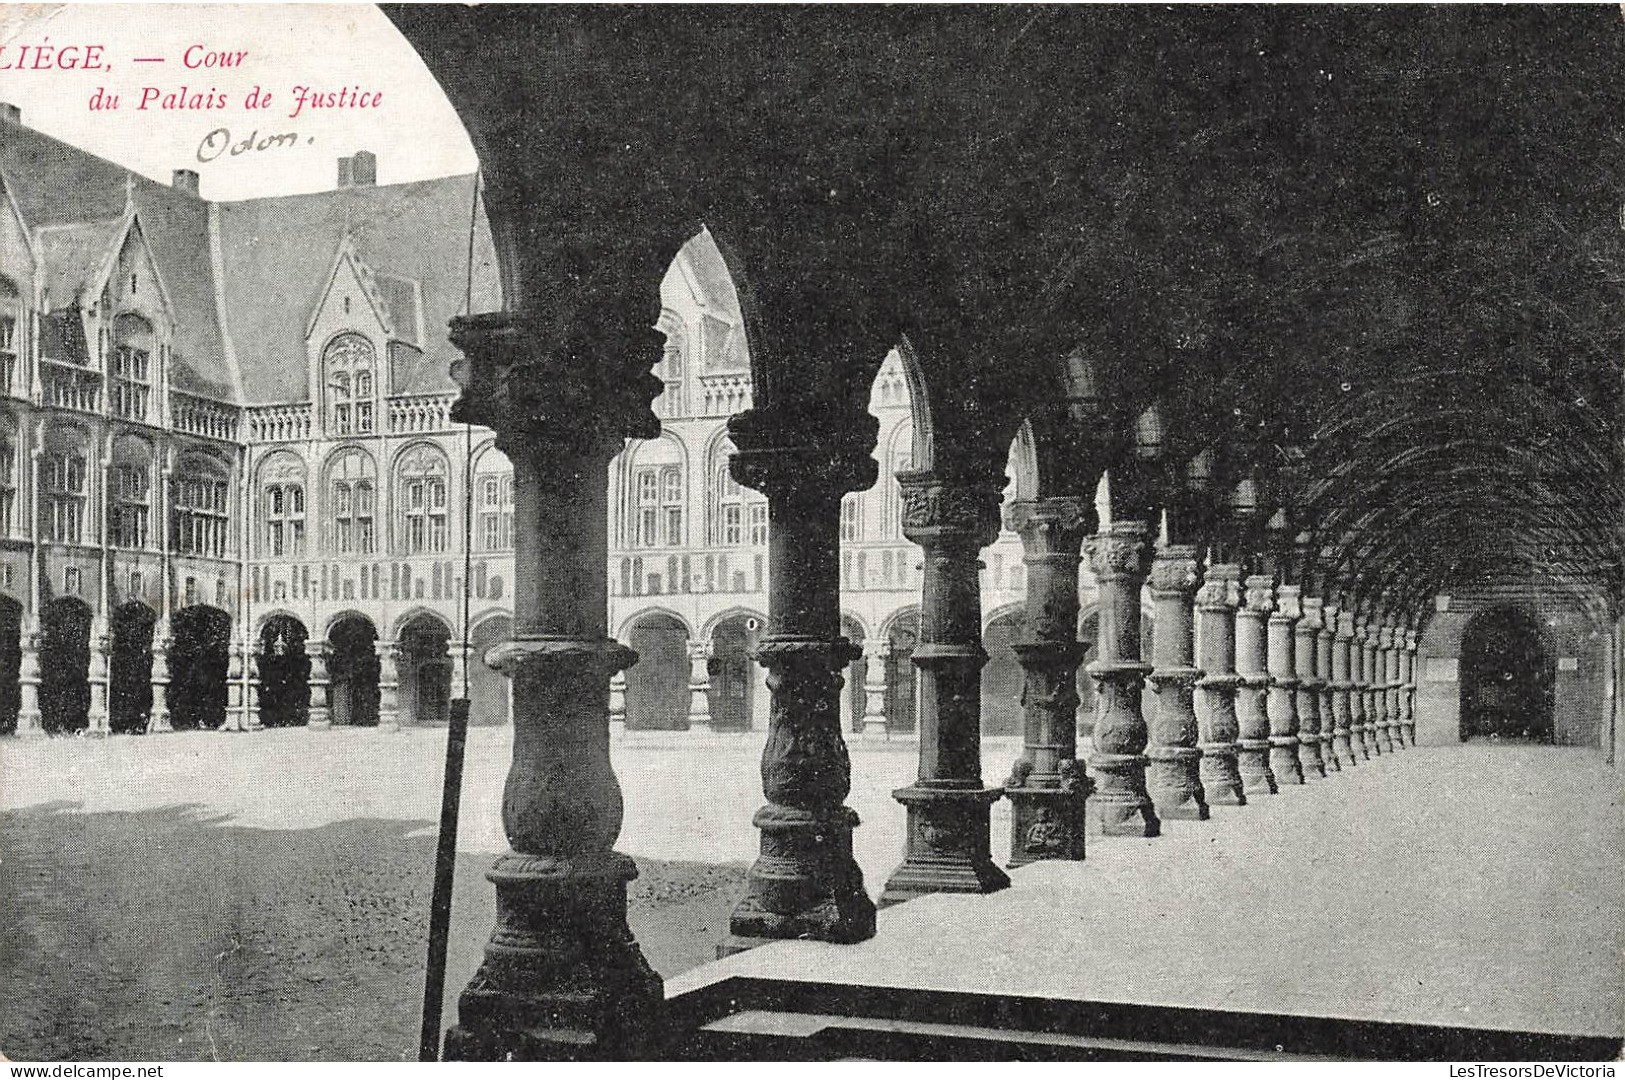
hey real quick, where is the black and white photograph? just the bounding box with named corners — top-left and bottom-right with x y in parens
top-left (0, 2), bottom-right (1621, 1064)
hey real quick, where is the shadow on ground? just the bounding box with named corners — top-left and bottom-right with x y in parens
top-left (0, 802), bottom-right (746, 1061)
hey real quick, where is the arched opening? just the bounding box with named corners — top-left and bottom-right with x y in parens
top-left (109, 602), bottom-right (157, 734)
top-left (257, 615), bottom-right (310, 728)
top-left (169, 606), bottom-right (230, 730)
top-left (708, 613), bottom-right (760, 732)
top-left (625, 612), bottom-right (689, 730)
top-left (398, 613), bottom-right (451, 726)
top-left (842, 615), bottom-right (867, 733)
top-left (329, 615), bottom-right (381, 727)
top-left (885, 609), bottom-right (920, 735)
top-left (0, 594), bottom-right (21, 734)
top-left (39, 597), bottom-right (92, 734)
top-left (982, 609), bottom-right (1025, 736)
top-left (1460, 606), bottom-right (1555, 741)
top-left (468, 615), bottom-right (512, 726)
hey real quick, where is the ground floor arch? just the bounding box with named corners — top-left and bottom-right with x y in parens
top-left (0, 594), bottom-right (20, 735)
top-left (257, 615), bottom-right (310, 728)
top-left (708, 612), bottom-right (761, 732)
top-left (1460, 606), bottom-right (1554, 741)
top-left (982, 609), bottom-right (1025, 736)
top-left (625, 611), bottom-right (689, 731)
top-left (468, 615), bottom-right (511, 727)
top-left (40, 597), bottom-right (92, 734)
top-left (170, 606), bottom-right (231, 731)
top-left (109, 601), bottom-right (157, 734)
top-left (329, 614), bottom-right (381, 727)
top-left (398, 612), bottom-right (451, 727)
top-left (885, 608), bottom-right (920, 735)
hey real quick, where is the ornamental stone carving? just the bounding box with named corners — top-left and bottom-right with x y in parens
top-left (1149, 545), bottom-right (1200, 595)
top-left (898, 470), bottom-right (1001, 545)
top-left (1086, 521), bottom-right (1152, 581)
top-left (1244, 575), bottom-right (1276, 614)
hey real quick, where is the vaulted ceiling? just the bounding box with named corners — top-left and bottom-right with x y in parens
top-left (390, 5), bottom-right (1624, 617)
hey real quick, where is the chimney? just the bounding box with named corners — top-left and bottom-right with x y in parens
top-left (171, 169), bottom-right (200, 197)
top-left (349, 150), bottom-right (376, 187)
top-left (337, 155), bottom-right (354, 188)
top-left (0, 103), bottom-right (19, 125)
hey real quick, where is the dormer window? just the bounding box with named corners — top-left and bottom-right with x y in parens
top-left (324, 333), bottom-right (375, 436)
top-left (0, 277), bottom-right (18, 394)
top-left (111, 314), bottom-right (153, 422)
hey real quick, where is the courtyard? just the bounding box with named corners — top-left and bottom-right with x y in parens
top-left (2, 724), bottom-right (1620, 1060)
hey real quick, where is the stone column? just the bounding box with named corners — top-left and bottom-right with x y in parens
top-left (246, 649), bottom-right (262, 731)
top-left (1381, 622), bottom-right (1402, 752)
top-left (1349, 614), bottom-right (1371, 758)
top-left (1294, 597), bottom-right (1326, 779)
top-left (146, 623), bottom-right (173, 734)
top-left (882, 470), bottom-right (1009, 905)
top-left (1085, 520), bottom-right (1161, 836)
top-left (1402, 629), bottom-right (1419, 746)
top-left (1359, 617), bottom-right (1381, 757)
top-left (1318, 601), bottom-right (1341, 773)
top-left (685, 639), bottom-right (713, 729)
top-left (376, 640), bottom-right (400, 731)
top-left (306, 640), bottom-right (331, 730)
top-left (860, 638), bottom-right (889, 738)
top-left (1146, 543), bottom-right (1208, 820)
top-left (1195, 563), bottom-right (1245, 806)
top-left (15, 618), bottom-right (42, 737)
top-left (608, 672), bottom-right (627, 732)
top-left (723, 426), bottom-right (876, 949)
top-left (222, 642), bottom-right (246, 732)
top-left (1267, 585), bottom-right (1304, 785)
top-left (1332, 608), bottom-right (1359, 766)
top-left (1235, 574), bottom-right (1277, 794)
top-left (1003, 496), bottom-right (1092, 866)
top-left (442, 311), bottom-right (663, 1060)
top-left (86, 624), bottom-right (110, 736)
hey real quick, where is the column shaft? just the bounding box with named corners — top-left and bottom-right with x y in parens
top-left (1146, 544), bottom-right (1208, 819)
top-left (1318, 603), bottom-right (1341, 773)
top-left (1349, 615), bottom-right (1370, 758)
top-left (1195, 563), bottom-right (1245, 806)
top-left (377, 641), bottom-right (401, 731)
top-left (1235, 574), bottom-right (1277, 794)
top-left (860, 640), bottom-right (889, 738)
top-left (882, 470), bottom-right (1009, 905)
top-left (87, 625), bottom-right (110, 736)
top-left (1332, 608), bottom-right (1358, 766)
top-left (1085, 521), bottom-right (1161, 836)
top-left (1267, 584), bottom-right (1304, 785)
top-left (1402, 630), bottom-right (1419, 746)
top-left (1295, 597), bottom-right (1326, 779)
top-left (1004, 497), bottom-right (1091, 866)
top-left (685, 640), bottom-right (712, 730)
top-left (306, 642), bottom-right (331, 730)
top-left (147, 625), bottom-right (173, 734)
top-left (1381, 624), bottom-right (1401, 752)
top-left (16, 618), bottom-right (42, 737)
top-left (1359, 619), bottom-right (1381, 757)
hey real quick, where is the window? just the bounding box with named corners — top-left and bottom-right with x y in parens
top-left (327, 448), bottom-right (377, 555)
top-left (173, 459), bottom-right (229, 558)
top-left (711, 441), bottom-right (767, 547)
top-left (841, 494), bottom-right (861, 542)
top-left (261, 454), bottom-right (306, 558)
top-left (111, 315), bottom-right (154, 422)
top-left (636, 468), bottom-right (659, 548)
top-left (661, 466), bottom-right (683, 545)
top-left (478, 473), bottom-right (513, 551)
top-left (0, 434), bottom-right (14, 536)
top-left (0, 278), bottom-right (17, 394)
top-left (749, 502), bottom-right (768, 546)
top-left (41, 447), bottom-right (87, 543)
top-left (324, 333), bottom-right (376, 436)
top-left (657, 344), bottom-right (683, 418)
top-left (399, 445), bottom-right (449, 554)
top-left (111, 463), bottom-right (150, 548)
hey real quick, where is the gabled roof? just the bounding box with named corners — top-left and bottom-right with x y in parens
top-left (36, 217), bottom-right (123, 311)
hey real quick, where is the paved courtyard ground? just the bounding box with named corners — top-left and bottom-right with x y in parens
top-left (2, 727), bottom-right (1620, 1058)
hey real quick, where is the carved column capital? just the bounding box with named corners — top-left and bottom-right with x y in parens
top-left (1004, 496), bottom-right (1094, 555)
top-left (686, 639), bottom-right (714, 662)
top-left (727, 406), bottom-right (879, 507)
top-left (1298, 596), bottom-right (1325, 634)
top-left (1085, 520), bottom-right (1152, 583)
top-left (1336, 608), bottom-right (1357, 640)
top-left (1196, 563), bottom-right (1242, 611)
top-left (1322, 600), bottom-right (1341, 628)
top-left (1243, 574), bottom-right (1276, 615)
top-left (897, 470), bottom-right (1002, 548)
top-left (449, 310), bottom-right (663, 460)
top-left (1148, 544), bottom-right (1200, 597)
top-left (1273, 584), bottom-right (1302, 622)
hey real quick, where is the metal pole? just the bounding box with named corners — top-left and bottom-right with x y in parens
top-left (419, 695), bottom-right (469, 1060)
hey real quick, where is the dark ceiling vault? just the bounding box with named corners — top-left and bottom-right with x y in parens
top-left (389, 4), bottom-right (1625, 618)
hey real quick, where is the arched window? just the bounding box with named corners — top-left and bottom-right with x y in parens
top-left (473, 446), bottom-right (514, 552)
top-left (0, 277), bottom-right (18, 394)
top-left (708, 438), bottom-right (767, 547)
top-left (172, 454), bottom-right (229, 558)
top-left (324, 333), bottom-right (376, 436)
top-left (841, 494), bottom-right (862, 543)
top-left (0, 423), bottom-right (15, 537)
top-left (656, 336), bottom-right (684, 419)
top-left (110, 437), bottom-right (152, 549)
top-left (619, 436), bottom-right (685, 549)
top-left (40, 429), bottom-right (88, 544)
top-left (111, 315), bottom-right (154, 421)
top-left (260, 454), bottom-right (305, 558)
top-left (398, 444), bottom-right (449, 554)
top-left (327, 448), bottom-right (377, 555)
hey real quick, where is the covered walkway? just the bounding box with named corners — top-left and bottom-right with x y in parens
top-left (673, 739), bottom-right (1624, 1048)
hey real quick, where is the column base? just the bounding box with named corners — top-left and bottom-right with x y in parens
top-left (1086, 751), bottom-right (1160, 837)
top-left (1197, 743), bottom-right (1246, 806)
top-left (1362, 725), bottom-right (1381, 757)
top-left (1402, 722), bottom-right (1416, 747)
top-left (1237, 740), bottom-right (1277, 794)
top-left (14, 712), bottom-right (44, 738)
top-left (1320, 735), bottom-right (1340, 773)
top-left (1378, 723), bottom-right (1397, 752)
top-left (723, 803), bottom-right (875, 952)
top-left (1332, 730), bottom-right (1356, 766)
top-left (859, 716), bottom-right (890, 740)
top-left (1297, 735), bottom-right (1326, 779)
top-left (445, 850), bottom-right (664, 1061)
top-left (308, 713), bottom-right (332, 731)
top-left (880, 785), bottom-right (1008, 908)
top-left (1146, 745), bottom-right (1209, 820)
top-left (1006, 765), bottom-right (1089, 867)
top-left (1269, 738), bottom-right (1304, 785)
